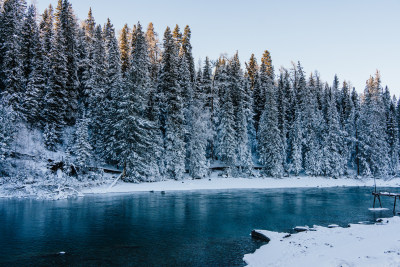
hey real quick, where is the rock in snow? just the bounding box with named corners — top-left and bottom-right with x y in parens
top-left (251, 230), bottom-right (271, 242)
top-left (294, 226), bottom-right (309, 232)
top-left (327, 224), bottom-right (339, 228)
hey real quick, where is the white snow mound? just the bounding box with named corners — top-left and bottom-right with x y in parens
top-left (244, 216), bottom-right (400, 267)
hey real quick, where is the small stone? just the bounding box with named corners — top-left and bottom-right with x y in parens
top-left (294, 226), bottom-right (308, 232)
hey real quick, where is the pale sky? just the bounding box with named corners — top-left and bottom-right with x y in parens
top-left (34, 0), bottom-right (400, 96)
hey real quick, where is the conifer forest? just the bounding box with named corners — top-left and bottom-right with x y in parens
top-left (0, 0), bottom-right (399, 190)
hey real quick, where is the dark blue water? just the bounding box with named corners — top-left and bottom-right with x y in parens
top-left (0, 187), bottom-right (396, 266)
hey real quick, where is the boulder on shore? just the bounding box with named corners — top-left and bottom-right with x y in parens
top-left (251, 230), bottom-right (271, 242)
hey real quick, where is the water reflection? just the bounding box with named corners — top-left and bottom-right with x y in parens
top-left (0, 187), bottom-right (394, 266)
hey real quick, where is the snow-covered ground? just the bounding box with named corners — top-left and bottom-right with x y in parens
top-left (83, 174), bottom-right (400, 195)
top-left (244, 216), bottom-right (400, 267)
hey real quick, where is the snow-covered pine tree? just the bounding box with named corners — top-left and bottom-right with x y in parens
top-left (59, 0), bottom-right (79, 125)
top-left (302, 73), bottom-right (323, 176)
top-left (358, 72), bottom-right (390, 176)
top-left (42, 0), bottom-right (70, 148)
top-left (118, 22), bottom-right (160, 182)
top-left (397, 98), bottom-right (400, 164)
top-left (215, 59), bottom-right (236, 176)
top-left (101, 18), bottom-right (121, 162)
top-left (20, 4), bottom-right (38, 85)
top-left (253, 51), bottom-right (270, 133)
top-left (181, 25), bottom-right (195, 83)
top-left (20, 5), bottom-right (46, 126)
top-left (287, 62), bottom-right (304, 175)
top-left (172, 24), bottom-right (182, 47)
top-left (177, 48), bottom-right (193, 172)
top-left (229, 53), bottom-right (252, 175)
top-left (321, 83), bottom-right (345, 177)
top-left (246, 54), bottom-right (258, 91)
top-left (159, 26), bottom-right (185, 180)
top-left (87, 24), bottom-right (107, 160)
top-left (80, 8), bottom-right (96, 107)
top-left (73, 109), bottom-right (92, 173)
top-left (38, 4), bottom-right (54, 86)
top-left (350, 87), bottom-right (361, 175)
top-left (145, 22), bottom-right (161, 80)
top-left (188, 70), bottom-right (210, 179)
top-left (258, 71), bottom-right (284, 177)
top-left (0, 2), bottom-right (4, 92)
top-left (383, 87), bottom-right (399, 175)
top-left (1, 0), bottom-right (26, 110)
top-left (281, 68), bottom-right (295, 174)
top-left (119, 23), bottom-right (130, 76)
top-left (0, 98), bottom-right (17, 162)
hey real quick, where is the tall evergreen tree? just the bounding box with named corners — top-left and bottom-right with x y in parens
top-left (357, 71), bottom-right (389, 176)
top-left (145, 22), bottom-right (160, 80)
top-left (258, 75), bottom-right (284, 177)
top-left (20, 5), bottom-right (46, 125)
top-left (1, 0), bottom-right (26, 109)
top-left (188, 70), bottom-right (210, 178)
top-left (215, 60), bottom-right (236, 176)
top-left (73, 110), bottom-right (92, 172)
top-left (60, 0), bottom-right (79, 125)
top-left (246, 53), bottom-right (258, 90)
top-left (181, 25), bottom-right (195, 83)
top-left (158, 26), bottom-right (185, 180)
top-left (230, 53), bottom-right (252, 174)
top-left (119, 23), bottom-right (130, 76)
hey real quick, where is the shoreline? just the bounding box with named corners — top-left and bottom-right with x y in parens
top-left (2, 175), bottom-right (400, 199)
top-left (82, 176), bottom-right (400, 195)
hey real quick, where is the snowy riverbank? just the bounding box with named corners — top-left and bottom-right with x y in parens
top-left (83, 175), bottom-right (400, 195)
top-left (243, 216), bottom-right (400, 266)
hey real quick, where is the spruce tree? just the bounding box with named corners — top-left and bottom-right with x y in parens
top-left (383, 87), bottom-right (399, 175)
top-left (119, 23), bottom-right (130, 76)
top-left (119, 22), bottom-right (160, 181)
top-left (181, 25), bottom-right (195, 82)
top-left (215, 61), bottom-right (236, 176)
top-left (1, 0), bottom-right (26, 110)
top-left (323, 85), bottom-right (343, 177)
top-left (246, 53), bottom-right (258, 90)
top-left (188, 70), bottom-right (210, 178)
top-left (88, 24), bottom-right (107, 158)
top-left (229, 53), bottom-right (252, 175)
top-left (358, 72), bottom-right (389, 176)
top-left (0, 98), bottom-right (17, 162)
top-left (20, 5), bottom-right (46, 126)
top-left (159, 26), bottom-right (185, 180)
top-left (258, 76), bottom-right (284, 177)
top-left (73, 110), bottom-right (92, 172)
top-left (60, 0), bottom-right (79, 125)
top-left (145, 22), bottom-right (161, 80)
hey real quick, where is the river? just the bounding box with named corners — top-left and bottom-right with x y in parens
top-left (0, 187), bottom-right (394, 266)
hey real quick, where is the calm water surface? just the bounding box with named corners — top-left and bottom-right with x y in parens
top-left (0, 186), bottom-right (396, 266)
